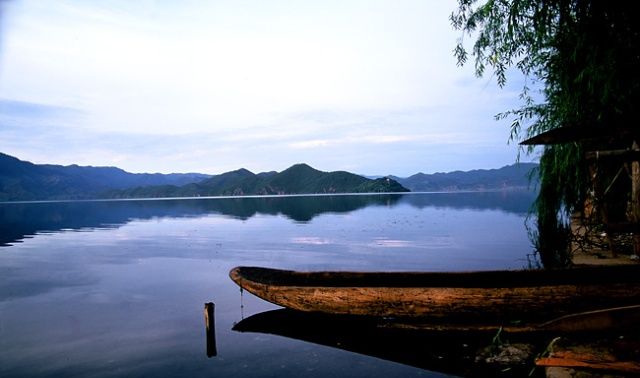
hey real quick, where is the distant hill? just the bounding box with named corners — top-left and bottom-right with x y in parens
top-left (0, 152), bottom-right (536, 201)
top-left (104, 163), bottom-right (409, 198)
top-left (391, 163), bottom-right (538, 192)
top-left (0, 153), bottom-right (210, 201)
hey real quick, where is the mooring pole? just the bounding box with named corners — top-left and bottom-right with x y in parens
top-left (204, 302), bottom-right (217, 357)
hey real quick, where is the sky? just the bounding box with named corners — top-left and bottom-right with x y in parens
top-left (0, 0), bottom-right (538, 176)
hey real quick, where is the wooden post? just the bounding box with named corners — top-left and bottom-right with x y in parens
top-left (632, 141), bottom-right (640, 256)
top-left (204, 302), bottom-right (217, 357)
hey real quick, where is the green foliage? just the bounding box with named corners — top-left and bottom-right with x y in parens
top-left (105, 164), bottom-right (410, 199)
top-left (452, 1), bottom-right (640, 267)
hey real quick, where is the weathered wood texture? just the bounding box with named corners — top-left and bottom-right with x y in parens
top-left (537, 305), bottom-right (640, 332)
top-left (537, 336), bottom-right (640, 375)
top-left (536, 356), bottom-right (640, 373)
top-left (358, 305), bottom-right (640, 333)
top-left (204, 302), bottom-right (217, 358)
top-left (229, 266), bottom-right (640, 321)
top-left (585, 149), bottom-right (640, 161)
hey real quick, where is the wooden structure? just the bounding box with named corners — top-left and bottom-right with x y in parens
top-left (535, 336), bottom-right (640, 375)
top-left (519, 126), bottom-right (640, 146)
top-left (380, 305), bottom-right (640, 333)
top-left (229, 266), bottom-right (640, 322)
top-left (204, 302), bottom-right (217, 358)
top-left (521, 126), bottom-right (640, 256)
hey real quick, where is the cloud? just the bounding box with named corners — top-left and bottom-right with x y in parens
top-left (0, 1), bottom-right (475, 133)
top-left (289, 139), bottom-right (333, 149)
top-left (0, 96), bottom-right (523, 176)
top-left (288, 132), bottom-right (471, 150)
top-left (362, 135), bottom-right (412, 144)
top-left (0, 0), bottom-right (532, 176)
top-left (0, 98), bottom-right (77, 117)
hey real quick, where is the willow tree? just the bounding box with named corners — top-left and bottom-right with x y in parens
top-left (451, 1), bottom-right (640, 267)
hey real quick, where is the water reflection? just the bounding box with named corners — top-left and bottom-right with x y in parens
top-left (0, 191), bottom-right (535, 247)
top-left (232, 309), bottom-right (543, 377)
top-left (1, 192), bottom-right (536, 377)
top-left (402, 191), bottom-right (535, 214)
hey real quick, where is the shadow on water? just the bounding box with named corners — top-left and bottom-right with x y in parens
top-left (231, 309), bottom-right (546, 377)
top-left (0, 191), bottom-right (536, 247)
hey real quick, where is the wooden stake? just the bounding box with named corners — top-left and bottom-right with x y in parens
top-left (204, 302), bottom-right (217, 357)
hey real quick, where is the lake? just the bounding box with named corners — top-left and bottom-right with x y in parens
top-left (0, 191), bottom-right (537, 377)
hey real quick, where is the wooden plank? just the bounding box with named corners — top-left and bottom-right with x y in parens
top-left (537, 304), bottom-right (640, 332)
top-left (231, 265), bottom-right (640, 288)
top-left (585, 149), bottom-right (640, 161)
top-left (536, 357), bottom-right (640, 373)
top-left (378, 305), bottom-right (640, 333)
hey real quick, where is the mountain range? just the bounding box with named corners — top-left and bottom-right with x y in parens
top-left (0, 152), bottom-right (536, 201)
top-left (0, 153), bottom-right (407, 201)
top-left (104, 163), bottom-right (408, 199)
top-left (0, 153), bottom-right (210, 201)
top-left (392, 163), bottom-right (538, 192)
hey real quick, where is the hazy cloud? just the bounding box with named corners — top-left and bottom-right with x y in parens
top-left (0, 0), bottom-right (535, 176)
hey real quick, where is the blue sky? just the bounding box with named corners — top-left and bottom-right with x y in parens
top-left (0, 1), bottom-right (538, 176)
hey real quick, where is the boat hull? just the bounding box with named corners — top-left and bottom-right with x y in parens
top-left (229, 266), bottom-right (640, 320)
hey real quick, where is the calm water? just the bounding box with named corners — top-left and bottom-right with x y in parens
top-left (0, 192), bottom-right (536, 377)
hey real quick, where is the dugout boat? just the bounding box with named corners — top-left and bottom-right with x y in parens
top-left (229, 265), bottom-right (640, 322)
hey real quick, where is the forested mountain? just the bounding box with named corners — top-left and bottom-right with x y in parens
top-left (392, 163), bottom-right (537, 192)
top-left (0, 153), bottom-right (210, 201)
top-left (1, 152), bottom-right (535, 201)
top-left (105, 163), bottom-right (409, 198)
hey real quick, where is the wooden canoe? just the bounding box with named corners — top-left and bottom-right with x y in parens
top-left (229, 265), bottom-right (640, 321)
